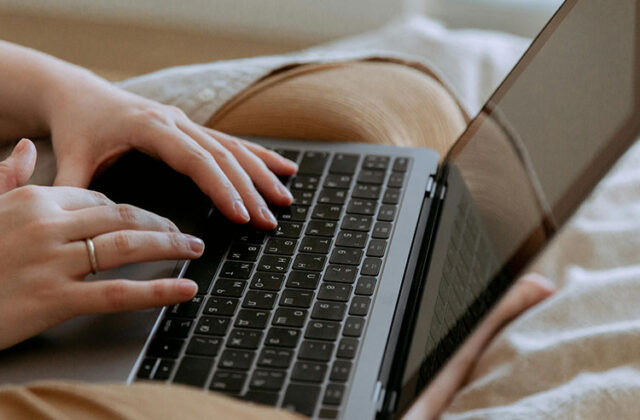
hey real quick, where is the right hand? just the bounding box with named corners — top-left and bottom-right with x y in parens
top-left (0, 139), bottom-right (204, 350)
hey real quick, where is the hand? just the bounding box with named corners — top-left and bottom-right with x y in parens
top-left (0, 139), bottom-right (205, 350)
top-left (47, 78), bottom-right (297, 229)
top-left (403, 274), bottom-right (555, 419)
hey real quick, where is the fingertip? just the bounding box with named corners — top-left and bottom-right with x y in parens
top-left (521, 273), bottom-right (556, 296)
top-left (177, 279), bottom-right (198, 297)
top-left (233, 200), bottom-right (251, 223)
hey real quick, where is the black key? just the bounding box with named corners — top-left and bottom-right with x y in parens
top-left (147, 337), bottom-right (184, 359)
top-left (318, 188), bottom-right (348, 205)
top-left (343, 317), bottom-right (365, 337)
top-left (336, 338), bottom-right (358, 359)
top-left (335, 231), bottom-right (368, 248)
top-left (330, 360), bottom-right (352, 382)
top-left (355, 276), bottom-right (377, 296)
top-left (377, 204), bottom-right (397, 222)
top-left (361, 257), bottom-right (382, 276)
top-left (349, 296), bottom-right (371, 316)
top-left (257, 347), bottom-right (294, 369)
top-left (228, 243), bottom-right (261, 261)
top-left (235, 309), bottom-right (270, 329)
top-left (257, 255), bottom-right (291, 273)
top-left (158, 318), bottom-right (193, 338)
top-left (387, 172), bottom-right (405, 188)
top-left (280, 289), bottom-right (314, 308)
top-left (242, 290), bottom-right (277, 310)
top-left (299, 341), bottom-right (335, 362)
top-left (392, 157), bottom-right (410, 172)
top-left (264, 238), bottom-right (297, 256)
top-left (382, 188), bottom-right (401, 205)
top-left (228, 328), bottom-right (264, 349)
top-left (265, 327), bottom-right (301, 348)
top-left (211, 279), bottom-right (246, 298)
top-left (272, 308), bottom-right (308, 328)
top-left (291, 175), bottom-right (321, 190)
top-left (363, 155), bottom-right (390, 170)
top-left (305, 221), bottom-right (337, 237)
top-left (311, 204), bottom-right (342, 221)
top-left (323, 265), bottom-right (357, 284)
top-left (174, 357), bottom-right (214, 387)
top-left (153, 359), bottom-right (175, 380)
top-left (329, 153), bottom-right (359, 174)
top-left (250, 369), bottom-right (286, 391)
top-left (250, 272), bottom-right (285, 291)
top-left (311, 301), bottom-right (346, 321)
top-left (372, 222), bottom-right (392, 239)
top-left (291, 361), bottom-right (328, 383)
top-left (203, 297), bottom-right (238, 316)
top-left (186, 336), bottom-right (223, 357)
top-left (235, 228), bottom-right (267, 245)
top-left (137, 357), bottom-right (156, 379)
top-left (286, 270), bottom-right (321, 289)
top-left (299, 236), bottom-right (332, 254)
top-left (346, 199), bottom-right (377, 216)
top-left (243, 390), bottom-right (280, 405)
top-left (357, 169), bottom-right (386, 185)
top-left (352, 183), bottom-right (382, 200)
top-left (323, 383), bottom-right (346, 406)
top-left (319, 408), bottom-right (340, 419)
top-left (272, 221), bottom-right (304, 239)
top-left (219, 349), bottom-right (256, 370)
top-left (277, 205), bottom-right (309, 222)
top-left (292, 189), bottom-right (315, 206)
top-left (282, 383), bottom-right (321, 417)
top-left (293, 254), bottom-right (326, 271)
top-left (210, 371), bottom-right (247, 392)
top-left (366, 239), bottom-right (387, 257)
top-left (220, 261), bottom-right (253, 279)
top-left (184, 237), bottom-right (227, 293)
top-left (341, 215), bottom-right (372, 232)
top-left (276, 149), bottom-right (300, 163)
top-left (195, 316), bottom-right (231, 336)
top-left (167, 295), bottom-right (204, 318)
top-left (317, 282), bottom-right (352, 302)
top-left (323, 174), bottom-right (352, 189)
top-left (298, 151), bottom-right (329, 175)
top-left (330, 247), bottom-right (363, 265)
top-left (305, 320), bottom-right (341, 341)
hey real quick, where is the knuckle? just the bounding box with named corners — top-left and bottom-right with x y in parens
top-left (168, 233), bottom-right (189, 253)
top-left (116, 204), bottom-right (139, 226)
top-left (150, 281), bottom-right (167, 301)
top-left (14, 184), bottom-right (42, 202)
top-left (189, 146), bottom-right (214, 167)
top-left (90, 190), bottom-right (110, 205)
top-left (104, 281), bottom-right (128, 311)
top-left (165, 105), bottom-right (186, 118)
top-left (112, 231), bottom-right (134, 254)
top-left (164, 218), bottom-right (180, 233)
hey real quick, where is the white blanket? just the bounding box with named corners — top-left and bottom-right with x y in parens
top-left (100, 15), bottom-right (640, 419)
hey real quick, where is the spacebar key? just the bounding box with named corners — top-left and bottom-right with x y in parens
top-left (282, 383), bottom-right (321, 417)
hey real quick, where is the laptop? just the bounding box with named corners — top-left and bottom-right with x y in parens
top-left (84, 0), bottom-right (640, 418)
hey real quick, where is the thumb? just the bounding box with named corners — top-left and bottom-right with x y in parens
top-left (54, 154), bottom-right (93, 188)
top-left (0, 138), bottom-right (37, 194)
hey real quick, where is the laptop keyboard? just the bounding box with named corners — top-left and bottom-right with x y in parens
top-left (135, 149), bottom-right (412, 418)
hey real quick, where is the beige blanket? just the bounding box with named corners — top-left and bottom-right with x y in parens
top-left (8, 15), bottom-right (640, 419)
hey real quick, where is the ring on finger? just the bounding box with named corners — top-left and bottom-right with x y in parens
top-left (85, 238), bottom-right (99, 274)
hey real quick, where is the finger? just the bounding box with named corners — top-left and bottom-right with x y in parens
top-left (62, 204), bottom-right (180, 241)
top-left (54, 152), bottom-right (94, 188)
top-left (136, 125), bottom-right (249, 224)
top-left (68, 230), bottom-right (204, 274)
top-left (0, 138), bottom-right (37, 194)
top-left (407, 275), bottom-right (555, 419)
top-left (180, 122), bottom-right (279, 229)
top-left (204, 127), bottom-right (294, 207)
top-left (48, 186), bottom-right (114, 210)
top-left (69, 278), bottom-right (198, 315)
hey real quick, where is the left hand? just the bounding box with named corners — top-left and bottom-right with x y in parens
top-left (47, 80), bottom-right (298, 229)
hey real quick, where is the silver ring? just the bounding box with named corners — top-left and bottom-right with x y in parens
top-left (85, 238), bottom-right (99, 275)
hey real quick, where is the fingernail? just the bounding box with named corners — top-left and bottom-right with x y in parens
top-left (260, 206), bottom-right (277, 227)
top-left (186, 235), bottom-right (205, 254)
top-left (234, 200), bottom-right (250, 222)
top-left (13, 138), bottom-right (30, 156)
top-left (278, 183), bottom-right (294, 201)
top-left (178, 279), bottom-right (198, 296)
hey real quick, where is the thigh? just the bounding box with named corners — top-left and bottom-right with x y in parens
top-left (207, 61), bottom-right (467, 159)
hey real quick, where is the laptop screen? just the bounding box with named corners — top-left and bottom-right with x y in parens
top-left (400, 0), bottom-right (640, 411)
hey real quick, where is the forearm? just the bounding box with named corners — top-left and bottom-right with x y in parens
top-left (0, 41), bottom-right (108, 142)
